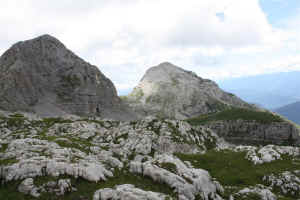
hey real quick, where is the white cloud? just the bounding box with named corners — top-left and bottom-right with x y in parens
top-left (0, 0), bottom-right (299, 93)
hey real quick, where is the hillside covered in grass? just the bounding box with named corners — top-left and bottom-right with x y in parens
top-left (186, 108), bottom-right (284, 125)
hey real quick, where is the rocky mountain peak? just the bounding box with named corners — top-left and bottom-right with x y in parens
top-left (0, 34), bottom-right (70, 74)
top-left (126, 62), bottom-right (253, 119)
top-left (141, 62), bottom-right (203, 83)
top-left (22, 34), bottom-right (64, 46)
top-left (0, 35), bottom-right (136, 120)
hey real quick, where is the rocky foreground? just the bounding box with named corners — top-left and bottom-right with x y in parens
top-left (0, 111), bottom-right (299, 200)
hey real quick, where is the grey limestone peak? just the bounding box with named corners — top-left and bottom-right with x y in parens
top-left (0, 34), bottom-right (136, 120)
top-left (126, 62), bottom-right (253, 119)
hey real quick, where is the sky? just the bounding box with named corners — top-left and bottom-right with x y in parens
top-left (1, 0), bottom-right (300, 95)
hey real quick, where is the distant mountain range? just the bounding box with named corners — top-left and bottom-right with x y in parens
top-left (274, 101), bottom-right (300, 125)
top-left (218, 71), bottom-right (300, 109)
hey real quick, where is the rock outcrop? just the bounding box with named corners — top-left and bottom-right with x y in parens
top-left (129, 154), bottom-right (224, 200)
top-left (232, 185), bottom-right (277, 200)
top-left (233, 145), bottom-right (300, 164)
top-left (205, 120), bottom-right (300, 145)
top-left (0, 35), bottom-right (135, 120)
top-left (263, 171), bottom-right (300, 197)
top-left (125, 62), bottom-right (252, 119)
top-left (93, 184), bottom-right (172, 200)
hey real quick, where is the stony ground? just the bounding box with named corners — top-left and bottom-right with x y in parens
top-left (0, 111), bottom-right (299, 200)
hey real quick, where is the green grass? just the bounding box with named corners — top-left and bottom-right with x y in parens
top-left (41, 118), bottom-right (73, 127)
top-left (159, 162), bottom-right (177, 173)
top-left (119, 96), bottom-right (128, 101)
top-left (234, 192), bottom-right (261, 200)
top-left (0, 169), bottom-right (174, 200)
top-left (204, 99), bottom-right (229, 112)
top-left (277, 197), bottom-right (296, 200)
top-left (0, 143), bottom-right (8, 152)
top-left (176, 150), bottom-right (298, 187)
top-left (0, 180), bottom-right (33, 200)
top-left (0, 158), bottom-right (18, 166)
top-left (186, 108), bottom-right (284, 125)
top-left (9, 113), bottom-right (24, 118)
top-left (6, 117), bottom-right (26, 129)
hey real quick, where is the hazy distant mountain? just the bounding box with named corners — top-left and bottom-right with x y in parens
top-left (275, 101), bottom-right (300, 125)
top-left (218, 71), bottom-right (300, 109)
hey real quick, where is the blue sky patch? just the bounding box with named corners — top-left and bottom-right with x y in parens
top-left (259, 0), bottom-right (300, 26)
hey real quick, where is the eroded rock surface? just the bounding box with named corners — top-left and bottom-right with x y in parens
top-left (130, 154), bottom-right (224, 200)
top-left (234, 145), bottom-right (300, 164)
top-left (263, 171), bottom-right (300, 197)
top-left (93, 184), bottom-right (172, 200)
top-left (233, 185), bottom-right (277, 200)
top-left (205, 120), bottom-right (300, 145)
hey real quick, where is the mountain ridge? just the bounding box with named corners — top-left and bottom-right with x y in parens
top-left (275, 101), bottom-right (300, 125)
top-left (219, 71), bottom-right (300, 109)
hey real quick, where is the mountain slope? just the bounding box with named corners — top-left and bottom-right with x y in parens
top-left (0, 35), bottom-right (135, 120)
top-left (218, 71), bottom-right (300, 109)
top-left (125, 62), bottom-right (253, 119)
top-left (275, 101), bottom-right (300, 125)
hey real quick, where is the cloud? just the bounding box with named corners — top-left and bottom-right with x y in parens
top-left (0, 0), bottom-right (299, 94)
top-left (165, 0), bottom-right (275, 48)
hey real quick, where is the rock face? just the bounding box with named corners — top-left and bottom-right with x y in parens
top-left (205, 120), bottom-right (300, 145)
top-left (125, 62), bottom-right (252, 119)
top-left (0, 35), bottom-right (135, 120)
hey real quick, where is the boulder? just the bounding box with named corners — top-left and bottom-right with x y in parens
top-left (18, 178), bottom-right (40, 198)
top-left (129, 154), bottom-right (224, 200)
top-left (93, 184), bottom-right (172, 200)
